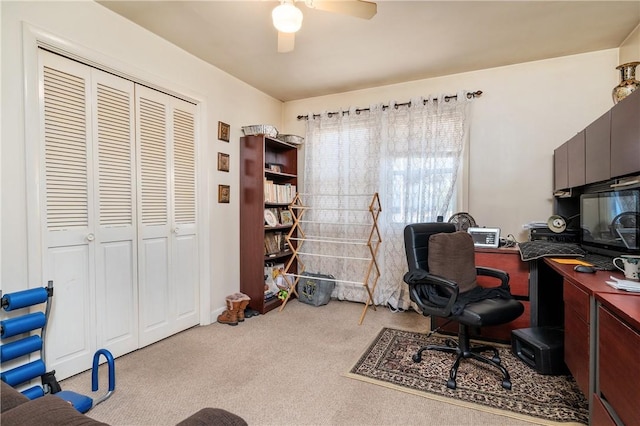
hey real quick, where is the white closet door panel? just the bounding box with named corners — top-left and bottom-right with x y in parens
top-left (136, 86), bottom-right (172, 346)
top-left (45, 245), bottom-right (93, 380)
top-left (171, 102), bottom-right (199, 331)
top-left (138, 237), bottom-right (170, 346)
top-left (173, 107), bottom-right (196, 225)
top-left (173, 234), bottom-right (197, 327)
top-left (137, 89), bottom-right (169, 230)
top-left (40, 50), bottom-right (96, 379)
top-left (91, 68), bottom-right (138, 357)
top-left (96, 240), bottom-right (136, 355)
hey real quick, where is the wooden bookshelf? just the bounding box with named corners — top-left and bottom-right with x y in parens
top-left (239, 134), bottom-right (298, 314)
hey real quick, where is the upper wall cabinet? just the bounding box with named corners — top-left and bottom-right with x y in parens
top-left (554, 131), bottom-right (586, 191)
top-left (585, 110), bottom-right (611, 185)
top-left (554, 89), bottom-right (639, 193)
top-left (553, 142), bottom-right (569, 191)
top-left (610, 89), bottom-right (640, 178)
top-left (567, 131), bottom-right (586, 188)
top-left (554, 142), bottom-right (569, 191)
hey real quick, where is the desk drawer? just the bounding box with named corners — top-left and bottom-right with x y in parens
top-left (564, 307), bottom-right (589, 397)
top-left (563, 279), bottom-right (589, 323)
top-left (598, 306), bottom-right (640, 426)
top-left (591, 394), bottom-right (617, 426)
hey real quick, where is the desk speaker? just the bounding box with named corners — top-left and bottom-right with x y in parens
top-left (511, 327), bottom-right (568, 375)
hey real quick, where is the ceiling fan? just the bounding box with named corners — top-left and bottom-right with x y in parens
top-left (272, 0), bottom-right (377, 53)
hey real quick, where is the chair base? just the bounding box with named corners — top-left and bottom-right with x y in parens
top-left (413, 325), bottom-right (512, 390)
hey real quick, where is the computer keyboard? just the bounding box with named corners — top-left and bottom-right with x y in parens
top-left (581, 253), bottom-right (615, 271)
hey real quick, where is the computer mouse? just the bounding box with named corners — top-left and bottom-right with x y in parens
top-left (574, 265), bottom-right (597, 273)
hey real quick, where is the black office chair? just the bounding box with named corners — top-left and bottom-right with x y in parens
top-left (403, 223), bottom-right (524, 390)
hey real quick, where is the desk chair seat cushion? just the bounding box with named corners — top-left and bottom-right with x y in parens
top-left (456, 296), bottom-right (525, 327)
top-left (427, 231), bottom-right (477, 293)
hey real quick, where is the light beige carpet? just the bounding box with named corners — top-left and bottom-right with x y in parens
top-left (61, 300), bottom-right (545, 425)
top-left (347, 327), bottom-right (588, 426)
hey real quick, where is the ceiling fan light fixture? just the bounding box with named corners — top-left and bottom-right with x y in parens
top-left (272, 2), bottom-right (303, 33)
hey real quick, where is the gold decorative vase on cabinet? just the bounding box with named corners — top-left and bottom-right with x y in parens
top-left (612, 61), bottom-right (640, 104)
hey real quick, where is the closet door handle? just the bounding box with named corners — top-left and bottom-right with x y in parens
top-left (86, 233), bottom-right (95, 242)
top-left (173, 227), bottom-right (180, 235)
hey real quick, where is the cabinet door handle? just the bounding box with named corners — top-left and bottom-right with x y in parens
top-left (86, 233), bottom-right (95, 242)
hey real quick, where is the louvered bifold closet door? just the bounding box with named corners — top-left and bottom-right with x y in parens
top-left (40, 50), bottom-right (97, 380)
top-left (171, 101), bottom-right (199, 333)
top-left (91, 69), bottom-right (138, 359)
top-left (136, 86), bottom-right (199, 347)
top-left (39, 50), bottom-right (138, 380)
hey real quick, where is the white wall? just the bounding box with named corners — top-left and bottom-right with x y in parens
top-left (282, 50), bottom-right (621, 241)
top-left (620, 23), bottom-right (640, 64)
top-left (1, 1), bottom-right (282, 321)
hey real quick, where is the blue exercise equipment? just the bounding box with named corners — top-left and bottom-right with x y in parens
top-left (0, 281), bottom-right (115, 413)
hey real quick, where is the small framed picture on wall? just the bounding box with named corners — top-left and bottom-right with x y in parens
top-left (218, 185), bottom-right (230, 203)
top-left (218, 152), bottom-right (230, 172)
top-left (218, 121), bottom-right (230, 142)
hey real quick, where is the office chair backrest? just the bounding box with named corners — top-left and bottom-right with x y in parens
top-left (404, 223), bottom-right (456, 272)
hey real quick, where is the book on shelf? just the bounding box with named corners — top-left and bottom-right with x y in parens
top-left (264, 179), bottom-right (296, 204)
top-left (264, 232), bottom-right (284, 255)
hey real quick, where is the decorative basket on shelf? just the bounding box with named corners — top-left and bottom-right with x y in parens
top-left (277, 134), bottom-right (304, 145)
top-left (241, 125), bottom-right (278, 138)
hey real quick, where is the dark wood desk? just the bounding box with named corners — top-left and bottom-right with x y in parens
top-left (542, 259), bottom-right (639, 425)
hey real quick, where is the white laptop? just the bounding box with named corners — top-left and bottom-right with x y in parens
top-left (467, 227), bottom-right (501, 248)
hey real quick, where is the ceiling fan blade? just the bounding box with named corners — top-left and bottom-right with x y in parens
top-left (278, 31), bottom-right (296, 53)
top-left (305, 0), bottom-right (377, 19)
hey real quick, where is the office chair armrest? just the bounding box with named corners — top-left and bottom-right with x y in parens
top-left (403, 269), bottom-right (459, 317)
top-left (476, 266), bottom-right (510, 290)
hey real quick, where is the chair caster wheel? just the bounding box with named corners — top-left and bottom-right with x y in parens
top-left (446, 379), bottom-right (456, 390)
top-left (502, 380), bottom-right (512, 390)
top-left (412, 354), bottom-right (422, 363)
top-left (492, 356), bottom-right (501, 364)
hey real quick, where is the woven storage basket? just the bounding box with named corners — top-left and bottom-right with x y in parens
top-left (241, 125), bottom-right (278, 138)
top-left (277, 134), bottom-right (304, 145)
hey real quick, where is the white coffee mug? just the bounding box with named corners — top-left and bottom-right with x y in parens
top-left (613, 255), bottom-right (640, 281)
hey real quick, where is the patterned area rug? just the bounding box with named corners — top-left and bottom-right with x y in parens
top-left (347, 327), bottom-right (588, 425)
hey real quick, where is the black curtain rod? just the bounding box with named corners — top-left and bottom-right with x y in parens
top-left (296, 90), bottom-right (482, 120)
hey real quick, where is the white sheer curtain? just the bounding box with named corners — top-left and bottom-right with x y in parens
top-left (302, 92), bottom-right (474, 309)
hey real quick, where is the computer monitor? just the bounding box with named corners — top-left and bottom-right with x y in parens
top-left (580, 189), bottom-right (640, 257)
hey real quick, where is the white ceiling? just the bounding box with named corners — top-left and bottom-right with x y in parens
top-left (96, 1), bottom-right (640, 102)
